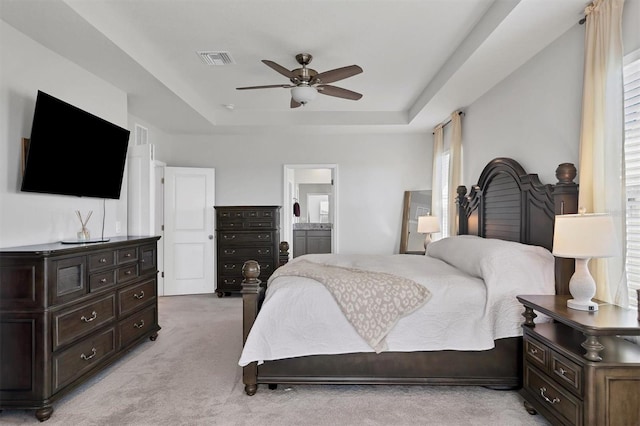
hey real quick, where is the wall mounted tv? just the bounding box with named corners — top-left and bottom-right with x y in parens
top-left (21, 90), bottom-right (131, 199)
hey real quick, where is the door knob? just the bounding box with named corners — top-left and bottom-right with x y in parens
top-left (208, 235), bottom-right (214, 240)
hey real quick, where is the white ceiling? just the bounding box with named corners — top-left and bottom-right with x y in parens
top-left (0, 0), bottom-right (588, 135)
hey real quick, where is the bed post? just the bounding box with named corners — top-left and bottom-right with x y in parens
top-left (241, 260), bottom-right (264, 396)
top-left (552, 163), bottom-right (579, 295)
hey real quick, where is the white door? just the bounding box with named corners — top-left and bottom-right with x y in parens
top-left (163, 167), bottom-right (215, 295)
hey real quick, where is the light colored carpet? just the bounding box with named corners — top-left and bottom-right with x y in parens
top-left (1, 295), bottom-right (550, 425)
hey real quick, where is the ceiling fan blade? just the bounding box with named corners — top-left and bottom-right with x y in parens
top-left (317, 85), bottom-right (362, 100)
top-left (311, 65), bottom-right (363, 85)
top-left (262, 60), bottom-right (296, 79)
top-left (290, 98), bottom-right (302, 108)
top-left (236, 84), bottom-right (293, 90)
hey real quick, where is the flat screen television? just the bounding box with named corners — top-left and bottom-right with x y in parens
top-left (21, 90), bottom-right (131, 199)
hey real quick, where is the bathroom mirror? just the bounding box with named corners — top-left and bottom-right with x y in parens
top-left (399, 190), bottom-right (432, 254)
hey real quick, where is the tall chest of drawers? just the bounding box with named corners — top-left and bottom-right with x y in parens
top-left (0, 236), bottom-right (161, 421)
top-left (215, 206), bottom-right (280, 297)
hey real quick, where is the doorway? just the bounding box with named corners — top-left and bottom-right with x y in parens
top-left (283, 164), bottom-right (338, 254)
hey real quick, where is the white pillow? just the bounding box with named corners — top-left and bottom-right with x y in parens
top-left (426, 235), bottom-right (553, 281)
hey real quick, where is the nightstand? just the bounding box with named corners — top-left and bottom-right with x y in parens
top-left (516, 295), bottom-right (640, 426)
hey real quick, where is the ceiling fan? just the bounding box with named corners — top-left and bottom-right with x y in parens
top-left (236, 53), bottom-right (363, 108)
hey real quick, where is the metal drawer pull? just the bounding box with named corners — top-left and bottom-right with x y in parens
top-left (257, 235), bottom-right (268, 239)
top-left (224, 235), bottom-right (236, 240)
top-left (100, 278), bottom-right (108, 283)
top-left (224, 279), bottom-right (236, 284)
top-left (124, 253), bottom-right (132, 257)
top-left (81, 311), bottom-right (97, 322)
top-left (224, 249), bottom-right (236, 254)
top-left (80, 348), bottom-right (97, 360)
top-left (556, 367), bottom-right (567, 376)
top-left (539, 387), bottom-right (560, 405)
top-left (529, 348), bottom-right (538, 355)
top-left (257, 249), bottom-right (270, 255)
top-left (99, 258), bottom-right (107, 263)
top-left (125, 270), bottom-right (132, 275)
top-left (134, 319), bottom-right (145, 329)
top-left (225, 264), bottom-right (236, 269)
top-left (134, 291), bottom-right (145, 300)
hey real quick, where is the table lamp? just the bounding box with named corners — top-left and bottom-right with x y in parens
top-left (552, 212), bottom-right (617, 311)
top-left (417, 215), bottom-right (440, 249)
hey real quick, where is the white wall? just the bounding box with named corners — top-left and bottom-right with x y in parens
top-left (0, 21), bottom-right (129, 247)
top-left (461, 0), bottom-right (640, 186)
top-left (153, 132), bottom-right (430, 254)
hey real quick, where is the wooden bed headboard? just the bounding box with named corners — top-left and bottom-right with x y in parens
top-left (456, 158), bottom-right (578, 295)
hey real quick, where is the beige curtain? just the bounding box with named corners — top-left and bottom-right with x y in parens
top-left (431, 124), bottom-right (444, 238)
top-left (448, 111), bottom-right (463, 236)
top-left (578, 0), bottom-right (627, 305)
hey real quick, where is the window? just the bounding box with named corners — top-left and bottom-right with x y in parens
top-left (623, 52), bottom-right (640, 309)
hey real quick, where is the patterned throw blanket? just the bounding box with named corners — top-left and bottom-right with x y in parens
top-left (269, 259), bottom-right (432, 353)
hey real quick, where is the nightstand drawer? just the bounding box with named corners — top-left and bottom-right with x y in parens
top-left (524, 364), bottom-right (582, 425)
top-left (550, 352), bottom-right (583, 395)
top-left (524, 335), bottom-right (548, 370)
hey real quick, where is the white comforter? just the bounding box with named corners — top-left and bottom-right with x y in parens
top-left (239, 237), bottom-right (555, 367)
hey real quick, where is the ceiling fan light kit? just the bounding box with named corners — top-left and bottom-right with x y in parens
top-left (236, 53), bottom-right (363, 108)
top-left (290, 86), bottom-right (317, 105)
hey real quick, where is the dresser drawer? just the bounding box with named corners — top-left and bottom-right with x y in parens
top-left (53, 294), bottom-right (116, 350)
top-left (88, 250), bottom-right (116, 271)
top-left (52, 327), bottom-right (116, 392)
top-left (117, 247), bottom-right (138, 264)
top-left (219, 260), bottom-right (274, 278)
top-left (218, 231), bottom-right (274, 245)
top-left (118, 279), bottom-right (156, 317)
top-left (89, 269), bottom-right (116, 292)
top-left (524, 364), bottom-right (582, 425)
top-left (118, 264), bottom-right (139, 283)
top-left (118, 305), bottom-right (157, 349)
top-left (218, 246), bottom-right (274, 259)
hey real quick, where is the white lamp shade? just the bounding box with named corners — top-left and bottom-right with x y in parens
top-left (552, 213), bottom-right (617, 259)
top-left (291, 86), bottom-right (318, 104)
top-left (417, 216), bottom-right (440, 234)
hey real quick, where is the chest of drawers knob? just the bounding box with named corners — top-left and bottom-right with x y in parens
top-left (80, 348), bottom-right (97, 361)
top-left (133, 291), bottom-right (145, 300)
top-left (134, 319), bottom-right (145, 329)
top-left (81, 311), bottom-right (97, 322)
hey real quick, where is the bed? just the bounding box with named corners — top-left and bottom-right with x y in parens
top-left (239, 157), bottom-right (579, 395)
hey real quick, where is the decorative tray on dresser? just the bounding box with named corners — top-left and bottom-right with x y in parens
top-left (214, 206), bottom-right (280, 297)
top-left (517, 295), bottom-right (640, 426)
top-left (0, 236), bottom-right (161, 421)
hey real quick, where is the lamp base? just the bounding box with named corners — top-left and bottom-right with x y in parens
top-left (567, 298), bottom-right (599, 312)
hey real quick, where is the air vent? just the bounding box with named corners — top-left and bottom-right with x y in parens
top-left (197, 51), bottom-right (235, 66)
top-left (134, 124), bottom-right (148, 146)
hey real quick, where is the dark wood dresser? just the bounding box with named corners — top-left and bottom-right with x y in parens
top-left (0, 236), bottom-right (161, 421)
top-left (517, 295), bottom-right (640, 426)
top-left (215, 206), bottom-right (280, 297)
